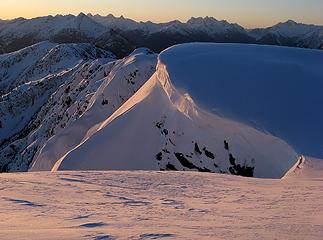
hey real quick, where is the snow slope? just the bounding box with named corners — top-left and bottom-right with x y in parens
top-left (0, 42), bottom-right (116, 171)
top-left (31, 43), bottom-right (314, 179)
top-left (31, 49), bottom-right (157, 172)
top-left (1, 170), bottom-right (323, 240)
top-left (159, 43), bottom-right (323, 158)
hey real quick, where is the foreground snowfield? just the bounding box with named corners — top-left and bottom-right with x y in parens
top-left (1, 157), bottom-right (323, 240)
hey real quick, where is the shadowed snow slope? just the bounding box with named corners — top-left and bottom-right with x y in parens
top-left (159, 43), bottom-right (323, 158)
top-left (32, 43), bottom-right (318, 179)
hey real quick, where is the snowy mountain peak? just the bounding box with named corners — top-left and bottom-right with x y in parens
top-left (186, 16), bottom-right (245, 34)
top-left (106, 13), bottom-right (116, 19)
top-left (77, 12), bottom-right (87, 18)
top-left (273, 19), bottom-right (312, 29)
top-left (187, 16), bottom-right (219, 24)
top-left (282, 19), bottom-right (298, 25)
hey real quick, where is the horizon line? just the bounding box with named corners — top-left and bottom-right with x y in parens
top-left (1, 12), bottom-right (322, 29)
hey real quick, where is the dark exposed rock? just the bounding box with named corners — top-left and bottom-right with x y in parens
top-left (174, 152), bottom-right (212, 173)
top-left (224, 140), bottom-right (229, 150)
top-left (162, 129), bottom-right (169, 136)
top-left (175, 153), bottom-right (196, 169)
top-left (228, 153), bottom-right (254, 177)
top-left (156, 152), bottom-right (163, 161)
top-left (166, 163), bottom-right (178, 171)
top-left (194, 142), bottom-right (202, 155)
top-left (168, 139), bottom-right (176, 146)
top-left (162, 149), bottom-right (170, 154)
top-left (229, 153), bottom-right (236, 166)
top-left (101, 99), bottom-right (109, 105)
top-left (203, 147), bottom-right (215, 159)
top-left (64, 86), bottom-right (71, 94)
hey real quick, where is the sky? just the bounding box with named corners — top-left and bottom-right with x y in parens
top-left (0, 0), bottom-right (322, 28)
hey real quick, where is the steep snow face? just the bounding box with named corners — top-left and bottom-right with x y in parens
top-left (37, 44), bottom-right (301, 179)
top-left (0, 42), bottom-right (115, 171)
top-left (0, 41), bottom-right (113, 94)
top-left (0, 41), bottom-right (114, 141)
top-left (159, 43), bottom-right (323, 158)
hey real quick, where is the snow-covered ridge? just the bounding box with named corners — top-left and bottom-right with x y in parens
top-left (31, 43), bottom-right (316, 178)
top-left (31, 48), bottom-right (157, 172)
top-left (0, 42), bottom-right (116, 171)
top-left (1, 42), bottom-right (321, 179)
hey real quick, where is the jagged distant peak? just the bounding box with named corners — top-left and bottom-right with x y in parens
top-left (273, 19), bottom-right (323, 29)
top-left (106, 13), bottom-right (116, 18)
top-left (274, 19), bottom-right (301, 27)
top-left (284, 19), bottom-right (298, 25)
top-left (77, 12), bottom-right (87, 17)
top-left (188, 16), bottom-right (219, 23)
top-left (11, 17), bottom-right (26, 22)
top-left (75, 12), bottom-right (97, 22)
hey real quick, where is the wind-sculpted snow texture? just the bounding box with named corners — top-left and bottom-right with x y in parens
top-left (159, 43), bottom-right (323, 158)
top-left (1, 163), bottom-right (323, 239)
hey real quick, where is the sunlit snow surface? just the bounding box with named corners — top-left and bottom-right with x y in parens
top-left (1, 158), bottom-right (323, 240)
top-left (159, 43), bottom-right (323, 158)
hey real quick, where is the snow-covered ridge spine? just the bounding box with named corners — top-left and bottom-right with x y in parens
top-left (156, 60), bottom-right (198, 118)
top-left (282, 155), bottom-right (305, 179)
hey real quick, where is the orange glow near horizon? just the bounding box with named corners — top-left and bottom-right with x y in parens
top-left (0, 0), bottom-right (322, 28)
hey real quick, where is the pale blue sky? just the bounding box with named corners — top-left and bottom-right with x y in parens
top-left (0, 0), bottom-right (322, 27)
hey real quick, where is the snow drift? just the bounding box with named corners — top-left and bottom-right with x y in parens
top-left (159, 43), bottom-right (323, 158)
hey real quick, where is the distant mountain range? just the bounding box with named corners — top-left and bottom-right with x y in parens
top-left (0, 13), bottom-right (322, 57)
